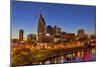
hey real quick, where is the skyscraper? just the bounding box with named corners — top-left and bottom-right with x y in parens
top-left (27, 34), bottom-right (36, 45)
top-left (46, 25), bottom-right (53, 35)
top-left (37, 14), bottom-right (46, 43)
top-left (46, 25), bottom-right (53, 43)
top-left (53, 25), bottom-right (61, 36)
top-left (19, 29), bottom-right (24, 41)
top-left (53, 25), bottom-right (61, 43)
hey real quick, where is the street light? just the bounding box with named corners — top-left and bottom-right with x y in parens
top-left (46, 33), bottom-right (50, 36)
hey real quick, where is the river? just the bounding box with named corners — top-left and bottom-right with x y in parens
top-left (43, 48), bottom-right (96, 64)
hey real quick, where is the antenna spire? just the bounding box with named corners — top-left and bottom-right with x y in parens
top-left (40, 7), bottom-right (42, 15)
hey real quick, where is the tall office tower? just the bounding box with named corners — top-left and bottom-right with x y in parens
top-left (19, 29), bottom-right (24, 41)
top-left (37, 14), bottom-right (46, 43)
top-left (46, 25), bottom-right (53, 35)
top-left (46, 25), bottom-right (53, 43)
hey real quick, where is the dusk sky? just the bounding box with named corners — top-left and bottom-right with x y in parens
top-left (11, 1), bottom-right (96, 38)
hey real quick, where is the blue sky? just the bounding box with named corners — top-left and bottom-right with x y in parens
top-left (11, 1), bottom-right (96, 38)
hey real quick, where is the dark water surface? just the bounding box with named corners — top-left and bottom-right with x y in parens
top-left (43, 48), bottom-right (96, 64)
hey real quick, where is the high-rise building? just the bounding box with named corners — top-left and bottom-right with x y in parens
top-left (19, 29), bottom-right (24, 41)
top-left (37, 14), bottom-right (46, 43)
top-left (46, 25), bottom-right (53, 35)
top-left (77, 29), bottom-right (86, 39)
top-left (53, 25), bottom-right (61, 36)
top-left (46, 25), bottom-right (53, 43)
top-left (53, 25), bottom-right (61, 43)
top-left (27, 34), bottom-right (36, 45)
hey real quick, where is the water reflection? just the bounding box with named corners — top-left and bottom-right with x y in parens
top-left (44, 48), bottom-right (96, 64)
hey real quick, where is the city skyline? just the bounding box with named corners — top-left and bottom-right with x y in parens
top-left (11, 1), bottom-right (96, 39)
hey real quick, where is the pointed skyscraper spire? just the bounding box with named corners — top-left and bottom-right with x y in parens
top-left (37, 7), bottom-right (46, 43)
top-left (39, 7), bottom-right (43, 17)
top-left (40, 7), bottom-right (42, 14)
top-left (38, 7), bottom-right (46, 25)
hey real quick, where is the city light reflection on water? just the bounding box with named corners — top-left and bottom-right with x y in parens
top-left (44, 48), bottom-right (96, 64)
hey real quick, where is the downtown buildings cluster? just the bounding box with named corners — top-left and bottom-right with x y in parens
top-left (11, 13), bottom-right (96, 49)
top-left (11, 11), bottom-right (96, 66)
